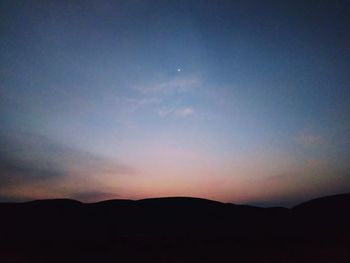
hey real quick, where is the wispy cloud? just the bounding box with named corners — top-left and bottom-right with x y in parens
top-left (176, 107), bottom-right (195, 117)
top-left (158, 107), bottom-right (195, 117)
top-left (113, 96), bottom-right (162, 111)
top-left (134, 75), bottom-right (201, 95)
top-left (0, 131), bottom-right (133, 197)
top-left (294, 131), bottom-right (323, 146)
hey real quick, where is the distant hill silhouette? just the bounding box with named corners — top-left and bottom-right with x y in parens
top-left (1, 194), bottom-right (350, 262)
top-left (294, 193), bottom-right (350, 211)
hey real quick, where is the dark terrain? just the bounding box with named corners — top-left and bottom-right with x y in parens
top-left (1, 193), bottom-right (350, 262)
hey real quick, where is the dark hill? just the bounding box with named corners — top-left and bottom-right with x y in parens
top-left (1, 194), bottom-right (350, 262)
top-left (294, 193), bottom-right (350, 211)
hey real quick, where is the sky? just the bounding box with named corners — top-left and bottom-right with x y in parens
top-left (1, 0), bottom-right (350, 206)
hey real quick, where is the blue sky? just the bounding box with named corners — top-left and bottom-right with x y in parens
top-left (1, 0), bottom-right (350, 206)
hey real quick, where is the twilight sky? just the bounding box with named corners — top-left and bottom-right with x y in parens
top-left (1, 0), bottom-right (350, 206)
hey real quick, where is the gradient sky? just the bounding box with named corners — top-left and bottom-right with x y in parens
top-left (1, 0), bottom-right (350, 206)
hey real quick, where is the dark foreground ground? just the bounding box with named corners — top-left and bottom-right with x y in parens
top-left (1, 193), bottom-right (350, 262)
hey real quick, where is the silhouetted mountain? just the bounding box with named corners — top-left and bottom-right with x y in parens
top-left (1, 194), bottom-right (350, 262)
top-left (294, 193), bottom-right (350, 211)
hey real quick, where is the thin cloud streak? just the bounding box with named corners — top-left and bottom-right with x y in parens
top-left (158, 107), bottom-right (195, 117)
top-left (133, 75), bottom-right (201, 95)
top-left (0, 131), bottom-right (133, 201)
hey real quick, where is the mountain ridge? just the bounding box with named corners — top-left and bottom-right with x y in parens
top-left (1, 193), bottom-right (350, 262)
top-left (2, 192), bottom-right (349, 209)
